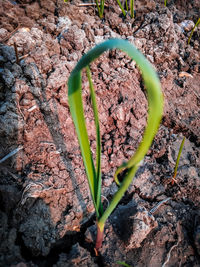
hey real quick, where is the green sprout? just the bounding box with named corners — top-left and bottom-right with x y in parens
top-left (64, 0), bottom-right (134, 19)
top-left (68, 38), bottom-right (163, 251)
top-left (116, 0), bottom-right (126, 17)
top-left (188, 18), bottom-right (200, 45)
top-left (117, 261), bottom-right (132, 267)
top-left (107, 0), bottom-right (135, 18)
top-left (95, 0), bottom-right (105, 19)
top-left (130, 0), bottom-right (134, 18)
top-left (164, 0), bottom-right (167, 7)
top-left (171, 136), bottom-right (185, 185)
top-left (95, 0), bottom-right (134, 19)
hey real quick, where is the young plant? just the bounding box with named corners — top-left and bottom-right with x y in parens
top-left (188, 18), bottom-right (200, 45)
top-left (164, 0), bottom-right (168, 7)
top-left (117, 261), bottom-right (132, 267)
top-left (112, 0), bottom-right (135, 18)
top-left (171, 136), bottom-right (185, 185)
top-left (64, 0), bottom-right (134, 19)
top-left (95, 0), bottom-right (105, 19)
top-left (116, 0), bottom-right (126, 17)
top-left (68, 38), bottom-right (163, 251)
top-left (130, 0), bottom-right (134, 18)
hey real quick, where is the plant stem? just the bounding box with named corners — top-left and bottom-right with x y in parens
top-left (130, 0), bottom-right (134, 18)
top-left (14, 42), bottom-right (19, 64)
top-left (86, 66), bottom-right (103, 215)
top-left (95, 222), bottom-right (104, 251)
top-left (100, 0), bottom-right (105, 18)
top-left (95, 0), bottom-right (102, 18)
top-left (116, 0), bottom-right (126, 17)
top-left (98, 164), bottom-right (138, 229)
top-left (125, 0), bottom-right (128, 12)
top-left (172, 136), bottom-right (185, 184)
top-left (188, 18), bottom-right (200, 44)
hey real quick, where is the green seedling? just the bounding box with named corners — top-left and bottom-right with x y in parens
top-left (116, 0), bottom-right (126, 17)
top-left (117, 261), bottom-right (132, 267)
top-left (164, 0), bottom-right (167, 7)
top-left (68, 38), bottom-right (163, 251)
top-left (94, 0), bottom-right (135, 19)
top-left (95, 0), bottom-right (134, 18)
top-left (171, 136), bottom-right (185, 185)
top-left (130, 0), bottom-right (134, 18)
top-left (188, 18), bottom-right (200, 45)
top-left (125, 0), bottom-right (129, 11)
top-left (94, 0), bottom-right (105, 19)
top-left (64, 0), bottom-right (134, 19)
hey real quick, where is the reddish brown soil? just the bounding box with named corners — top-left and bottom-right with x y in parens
top-left (0, 0), bottom-right (200, 266)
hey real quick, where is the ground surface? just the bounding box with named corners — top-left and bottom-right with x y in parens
top-left (0, 0), bottom-right (200, 266)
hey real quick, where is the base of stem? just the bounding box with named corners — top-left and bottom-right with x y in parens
top-left (95, 223), bottom-right (104, 251)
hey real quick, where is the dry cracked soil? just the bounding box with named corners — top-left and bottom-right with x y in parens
top-left (0, 0), bottom-right (200, 266)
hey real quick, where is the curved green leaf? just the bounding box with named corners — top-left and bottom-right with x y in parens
top-left (68, 38), bottom-right (163, 226)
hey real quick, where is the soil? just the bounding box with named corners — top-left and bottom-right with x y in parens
top-left (0, 0), bottom-right (200, 266)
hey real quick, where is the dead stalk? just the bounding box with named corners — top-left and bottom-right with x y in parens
top-left (17, 101), bottom-right (25, 120)
top-left (11, 54), bottom-right (29, 64)
top-left (149, 197), bottom-right (171, 215)
top-left (162, 241), bottom-right (179, 267)
top-left (77, 3), bottom-right (108, 7)
top-left (0, 146), bottom-right (23, 164)
top-left (1, 25), bottom-right (20, 43)
top-left (13, 42), bottom-right (19, 64)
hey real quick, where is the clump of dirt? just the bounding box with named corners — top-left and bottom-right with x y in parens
top-left (0, 0), bottom-right (200, 266)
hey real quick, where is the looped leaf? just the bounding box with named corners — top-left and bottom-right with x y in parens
top-left (68, 38), bottom-right (163, 226)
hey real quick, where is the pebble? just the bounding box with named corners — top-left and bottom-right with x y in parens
top-left (167, 212), bottom-right (173, 216)
top-left (179, 20), bottom-right (195, 32)
top-left (1, 69), bottom-right (15, 88)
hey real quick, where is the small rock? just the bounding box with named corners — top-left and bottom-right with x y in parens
top-left (103, 177), bottom-right (113, 187)
top-left (53, 243), bottom-right (98, 266)
top-left (0, 103), bottom-right (7, 114)
top-left (0, 68), bottom-right (15, 88)
top-left (0, 28), bottom-right (8, 40)
top-left (57, 16), bottom-right (72, 33)
top-left (111, 201), bottom-right (158, 250)
top-left (85, 225), bottom-right (96, 243)
top-left (179, 20), bottom-right (195, 32)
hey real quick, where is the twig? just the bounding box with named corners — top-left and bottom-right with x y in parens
top-left (77, 3), bottom-right (108, 7)
top-left (179, 72), bottom-right (193, 78)
top-left (162, 241), bottom-right (179, 267)
top-left (0, 145), bottom-right (23, 164)
top-left (20, 182), bottom-right (44, 205)
top-left (94, 247), bottom-right (99, 257)
top-left (19, 54), bottom-right (29, 60)
top-left (171, 136), bottom-right (185, 185)
top-left (28, 105), bottom-right (37, 112)
top-left (6, 169), bottom-right (20, 180)
top-left (17, 101), bottom-right (25, 120)
top-left (13, 42), bottom-right (19, 64)
top-left (149, 197), bottom-right (171, 215)
top-left (0, 25), bottom-right (20, 43)
top-left (0, 12), bottom-right (20, 43)
top-left (11, 54), bottom-right (29, 64)
top-left (20, 183), bottom-right (54, 206)
top-left (101, 194), bottom-right (109, 208)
